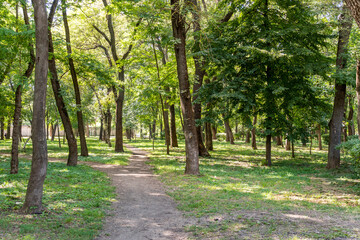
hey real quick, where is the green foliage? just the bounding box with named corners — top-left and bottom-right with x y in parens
top-left (337, 136), bottom-right (360, 176)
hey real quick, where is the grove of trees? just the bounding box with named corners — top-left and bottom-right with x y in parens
top-left (1, 0), bottom-right (360, 212)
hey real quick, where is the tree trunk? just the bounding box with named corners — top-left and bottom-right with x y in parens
top-left (104, 108), bottom-right (111, 147)
top-left (205, 122), bottom-right (213, 151)
top-left (245, 131), bottom-right (250, 143)
top-left (347, 94), bottom-right (355, 136)
top-left (266, 134), bottom-right (272, 166)
top-left (224, 118), bottom-right (234, 144)
top-left (328, 6), bottom-right (352, 169)
top-left (251, 114), bottom-right (257, 150)
top-left (22, 0), bottom-right (48, 213)
top-left (114, 87), bottom-right (124, 151)
top-left (1, 118), bottom-right (4, 140)
top-left (189, 0), bottom-right (210, 157)
top-left (11, 4), bottom-right (35, 174)
top-left (61, 0), bottom-right (88, 156)
top-left (276, 136), bottom-right (282, 146)
top-left (51, 124), bottom-right (57, 141)
top-left (6, 119), bottom-right (11, 139)
top-left (356, 60), bottom-right (360, 138)
top-left (286, 137), bottom-right (291, 150)
top-left (317, 124), bottom-right (322, 150)
top-left (48, 0), bottom-right (77, 166)
top-left (160, 96), bottom-right (170, 154)
top-left (345, 0), bottom-right (360, 28)
top-left (170, 104), bottom-right (178, 147)
top-left (171, 0), bottom-right (199, 174)
top-left (212, 125), bottom-right (217, 139)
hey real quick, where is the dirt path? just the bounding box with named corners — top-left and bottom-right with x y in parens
top-left (87, 144), bottom-right (193, 240)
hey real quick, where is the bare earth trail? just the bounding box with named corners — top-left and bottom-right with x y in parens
top-left (87, 144), bottom-right (194, 240)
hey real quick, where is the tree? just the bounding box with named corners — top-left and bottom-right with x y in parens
top-left (171, 0), bottom-right (199, 175)
top-left (327, 5), bottom-right (352, 169)
top-left (345, 0), bottom-right (360, 27)
top-left (22, 0), bottom-right (48, 213)
top-left (61, 0), bottom-right (88, 156)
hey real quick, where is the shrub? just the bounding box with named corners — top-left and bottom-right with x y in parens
top-left (337, 137), bottom-right (360, 176)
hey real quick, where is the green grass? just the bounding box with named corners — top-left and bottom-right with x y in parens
top-left (0, 137), bottom-right (130, 240)
top-left (127, 138), bottom-right (360, 240)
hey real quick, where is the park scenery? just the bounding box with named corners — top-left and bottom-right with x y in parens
top-left (1, 0), bottom-right (360, 239)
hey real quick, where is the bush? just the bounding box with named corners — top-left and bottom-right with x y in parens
top-left (337, 137), bottom-right (360, 176)
top-left (216, 133), bottom-right (226, 141)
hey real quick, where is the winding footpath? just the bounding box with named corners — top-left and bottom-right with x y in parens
top-left (88, 144), bottom-right (193, 240)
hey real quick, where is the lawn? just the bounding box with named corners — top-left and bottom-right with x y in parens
top-left (0, 137), bottom-right (130, 240)
top-left (127, 138), bottom-right (360, 240)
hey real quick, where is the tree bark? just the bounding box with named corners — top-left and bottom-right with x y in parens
top-left (251, 114), bottom-right (257, 150)
top-left (11, 4), bottom-right (35, 174)
top-left (224, 118), bottom-right (234, 144)
top-left (327, 6), bottom-right (352, 169)
top-left (266, 134), bottom-right (272, 166)
top-left (345, 0), bottom-right (360, 28)
top-left (6, 120), bottom-right (11, 139)
top-left (205, 122), bottom-right (213, 150)
top-left (347, 94), bottom-right (355, 136)
top-left (211, 125), bottom-right (217, 139)
top-left (245, 131), bottom-right (250, 143)
top-left (171, 0), bottom-right (199, 174)
top-left (170, 104), bottom-right (178, 147)
top-left (1, 118), bottom-right (4, 140)
top-left (61, 0), bottom-right (88, 156)
top-left (188, 0), bottom-right (210, 157)
top-left (22, 0), bottom-right (48, 213)
top-left (51, 124), bottom-right (57, 141)
top-left (356, 60), bottom-right (360, 138)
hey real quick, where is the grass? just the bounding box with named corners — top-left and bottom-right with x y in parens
top-left (127, 138), bottom-right (360, 240)
top-left (0, 137), bottom-right (130, 240)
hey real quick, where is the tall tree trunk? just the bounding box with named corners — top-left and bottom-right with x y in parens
top-left (205, 122), bottom-right (213, 150)
top-left (51, 124), bottom-right (57, 141)
top-left (327, 6), bottom-right (352, 169)
top-left (22, 0), bottom-right (48, 213)
top-left (317, 124), bottom-right (322, 150)
top-left (189, 0), bottom-right (210, 157)
top-left (224, 118), bottom-right (234, 144)
top-left (212, 125), bottom-right (217, 139)
top-left (245, 131), bottom-right (250, 143)
top-left (251, 113), bottom-right (257, 150)
top-left (1, 118), bottom-right (4, 140)
top-left (61, 0), bottom-right (88, 156)
top-left (347, 94), bottom-right (355, 136)
top-left (99, 116), bottom-right (104, 141)
top-left (6, 119), bottom-right (11, 139)
top-left (170, 104), bottom-right (178, 147)
top-left (356, 60), bottom-right (360, 138)
top-left (48, 0), bottom-right (77, 166)
top-left (11, 4), bottom-right (35, 174)
top-left (97, 0), bottom-right (141, 153)
top-left (266, 134), bottom-right (272, 166)
top-left (160, 95), bottom-right (170, 154)
top-left (152, 39), bottom-right (170, 154)
top-left (171, 0), bottom-right (199, 174)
